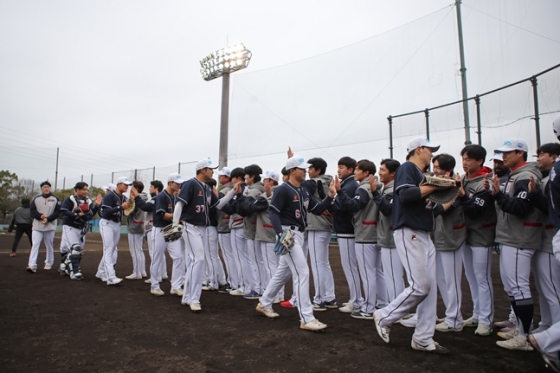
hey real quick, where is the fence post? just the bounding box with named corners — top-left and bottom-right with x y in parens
top-left (153, 167), bottom-right (155, 180)
top-left (475, 95), bottom-right (482, 145)
top-left (134, 169), bottom-right (138, 180)
top-left (424, 109), bottom-right (430, 140)
top-left (178, 162), bottom-right (181, 174)
top-left (63, 177), bottom-right (66, 190)
top-left (388, 116), bottom-right (394, 159)
top-left (531, 76), bottom-right (541, 148)
top-left (111, 172), bottom-right (114, 183)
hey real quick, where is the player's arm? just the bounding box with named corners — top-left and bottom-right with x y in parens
top-left (459, 190), bottom-right (493, 219)
top-left (494, 179), bottom-right (534, 217)
top-left (210, 187), bottom-right (236, 211)
top-left (269, 187), bottom-right (288, 234)
top-left (135, 196), bottom-right (154, 212)
top-left (301, 179), bottom-right (317, 196)
top-left (46, 197), bottom-right (62, 221)
top-left (308, 182), bottom-right (336, 215)
top-left (29, 197), bottom-right (42, 220)
top-left (59, 197), bottom-right (76, 219)
top-left (372, 190), bottom-right (393, 216)
top-left (335, 188), bottom-right (368, 213)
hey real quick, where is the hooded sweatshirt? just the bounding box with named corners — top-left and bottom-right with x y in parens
top-left (304, 174), bottom-right (334, 232)
top-left (237, 181), bottom-right (266, 240)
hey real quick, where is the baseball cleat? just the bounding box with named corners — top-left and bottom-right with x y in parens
top-left (44, 264), bottom-right (52, 270)
top-left (229, 289), bottom-right (245, 296)
top-left (324, 299), bottom-right (338, 309)
top-left (26, 266), bottom-right (37, 273)
top-left (9, 252), bottom-right (16, 257)
top-left (528, 334), bottom-right (560, 372)
top-left (474, 323), bottom-right (492, 336)
top-left (300, 319), bottom-right (327, 332)
top-left (435, 321), bottom-right (463, 333)
top-left (463, 316), bottom-right (479, 328)
top-left (218, 284), bottom-right (230, 293)
top-left (280, 300), bottom-right (296, 308)
top-left (243, 290), bottom-right (260, 300)
top-left (150, 288), bottom-right (165, 296)
top-left (107, 278), bottom-right (123, 286)
top-left (399, 315), bottom-right (418, 328)
top-left (497, 328), bottom-right (519, 340)
top-left (494, 319), bottom-right (515, 329)
top-left (190, 302), bottom-right (202, 313)
top-left (202, 284), bottom-right (213, 291)
top-left (496, 335), bottom-right (533, 351)
top-left (170, 288), bottom-right (183, 297)
top-left (338, 304), bottom-right (360, 313)
top-left (350, 311), bottom-right (374, 320)
top-left (70, 272), bottom-right (83, 281)
top-left (373, 311), bottom-right (391, 344)
top-left (125, 274), bottom-right (142, 280)
top-left (313, 302), bottom-right (327, 312)
top-left (256, 303), bottom-right (280, 318)
top-left (144, 279), bottom-right (152, 284)
top-left (411, 340), bottom-right (449, 354)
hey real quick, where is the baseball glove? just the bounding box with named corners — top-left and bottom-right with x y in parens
top-left (421, 175), bottom-right (459, 204)
top-left (162, 222), bottom-right (184, 242)
top-left (123, 199), bottom-right (135, 216)
top-left (273, 229), bottom-right (295, 256)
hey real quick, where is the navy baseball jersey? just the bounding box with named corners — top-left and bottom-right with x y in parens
top-left (100, 191), bottom-right (126, 222)
top-left (154, 190), bottom-right (175, 228)
top-left (60, 195), bottom-right (99, 229)
top-left (176, 178), bottom-right (219, 226)
top-left (392, 161), bottom-right (435, 231)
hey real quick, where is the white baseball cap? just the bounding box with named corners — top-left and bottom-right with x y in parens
top-left (406, 137), bottom-right (440, 153)
top-left (553, 115), bottom-right (560, 140)
top-left (494, 138), bottom-right (528, 153)
top-left (488, 152), bottom-right (504, 162)
top-left (107, 183), bottom-right (116, 191)
top-left (167, 172), bottom-right (185, 184)
top-left (195, 158), bottom-right (218, 171)
top-left (217, 167), bottom-right (232, 177)
top-left (285, 155), bottom-right (307, 170)
top-left (116, 176), bottom-right (132, 185)
top-left (262, 170), bottom-right (280, 182)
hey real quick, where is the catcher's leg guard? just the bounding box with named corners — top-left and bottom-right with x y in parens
top-left (59, 252), bottom-right (69, 276)
top-left (67, 244), bottom-right (83, 280)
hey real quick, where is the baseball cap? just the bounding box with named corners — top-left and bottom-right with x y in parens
top-left (406, 137), bottom-right (440, 153)
top-left (167, 172), bottom-right (185, 184)
top-left (488, 152), bottom-right (504, 162)
top-left (553, 115), bottom-right (560, 140)
top-left (106, 183), bottom-right (116, 191)
top-left (217, 167), bottom-right (232, 177)
top-left (285, 155), bottom-right (307, 170)
top-left (116, 176), bottom-right (132, 185)
top-left (195, 158), bottom-right (218, 171)
top-left (494, 138), bottom-right (528, 153)
top-left (261, 170), bottom-right (280, 182)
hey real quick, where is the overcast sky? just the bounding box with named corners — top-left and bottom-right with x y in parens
top-left (1, 0), bottom-right (559, 188)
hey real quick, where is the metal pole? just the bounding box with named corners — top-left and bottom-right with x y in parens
top-left (456, 0), bottom-right (471, 145)
top-left (219, 72), bottom-right (230, 168)
top-left (153, 167), bottom-right (155, 180)
top-left (531, 76), bottom-right (541, 148)
top-left (54, 147), bottom-right (59, 191)
top-left (178, 162), bottom-right (181, 174)
top-left (81, 175), bottom-right (83, 182)
top-left (475, 95), bottom-right (482, 145)
top-left (388, 116), bottom-right (394, 159)
top-left (63, 177), bottom-right (65, 190)
top-left (425, 109), bottom-right (430, 140)
top-left (90, 174), bottom-right (93, 189)
top-left (134, 169), bottom-right (137, 181)
top-left (111, 172), bottom-right (114, 183)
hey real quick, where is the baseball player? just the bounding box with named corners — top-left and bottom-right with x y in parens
top-left (215, 167), bottom-right (238, 293)
top-left (492, 138), bottom-right (542, 351)
top-left (8, 198), bottom-right (32, 257)
top-left (95, 176), bottom-right (133, 286)
top-left (202, 177), bottom-right (228, 292)
top-left (26, 181), bottom-right (61, 273)
top-left (528, 143), bottom-right (560, 333)
top-left (255, 155), bottom-right (336, 331)
top-left (373, 137), bottom-right (451, 354)
top-left (225, 167), bottom-right (249, 296)
top-left (371, 158), bottom-right (404, 303)
top-left (302, 157), bottom-right (337, 310)
top-left (529, 323), bottom-right (560, 373)
top-left (172, 158), bottom-right (237, 312)
top-left (335, 160), bottom-right (388, 319)
top-left (149, 173), bottom-right (186, 296)
top-left (332, 156), bottom-right (364, 314)
top-left (125, 181), bottom-right (148, 280)
top-left (133, 180), bottom-right (167, 284)
top-left (236, 164), bottom-right (266, 299)
top-left (457, 144), bottom-right (497, 336)
top-left (58, 182), bottom-right (102, 280)
top-left (430, 154), bottom-right (466, 333)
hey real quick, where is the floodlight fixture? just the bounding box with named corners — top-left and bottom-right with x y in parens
top-left (200, 43), bottom-right (252, 81)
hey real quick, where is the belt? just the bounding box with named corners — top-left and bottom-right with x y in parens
top-left (289, 225), bottom-right (304, 233)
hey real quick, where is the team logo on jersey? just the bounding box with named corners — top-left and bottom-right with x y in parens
top-left (303, 199), bottom-right (309, 208)
top-left (207, 196), bottom-right (211, 204)
top-left (198, 190), bottom-right (203, 196)
top-left (293, 195), bottom-right (298, 201)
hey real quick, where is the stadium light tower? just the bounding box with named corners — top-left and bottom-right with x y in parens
top-left (200, 43), bottom-right (252, 168)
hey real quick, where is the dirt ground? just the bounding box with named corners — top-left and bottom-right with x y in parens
top-left (0, 231), bottom-right (552, 373)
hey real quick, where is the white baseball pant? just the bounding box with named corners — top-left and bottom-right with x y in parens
top-left (355, 243), bottom-right (385, 313)
top-left (533, 250), bottom-right (560, 327)
top-left (381, 247), bottom-right (405, 302)
top-left (308, 230), bottom-right (336, 304)
top-left (97, 219), bottom-right (121, 284)
top-left (60, 226), bottom-right (85, 254)
top-left (151, 227), bottom-right (184, 291)
top-left (553, 230), bottom-right (560, 264)
top-left (127, 233), bottom-right (146, 278)
top-left (376, 228), bottom-right (437, 346)
top-left (230, 228), bottom-right (248, 293)
top-left (259, 227), bottom-right (315, 324)
top-left (181, 224), bottom-right (206, 305)
top-left (436, 246), bottom-right (464, 329)
top-left (28, 230), bottom-right (55, 268)
top-left (531, 321), bottom-right (560, 356)
top-left (257, 240), bottom-right (284, 300)
top-left (463, 245), bottom-right (494, 326)
top-left (287, 235), bottom-right (309, 306)
top-left (203, 226), bottom-right (226, 289)
top-left (338, 237), bottom-right (363, 309)
top-left (218, 232), bottom-right (237, 288)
